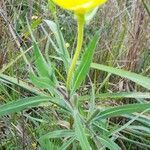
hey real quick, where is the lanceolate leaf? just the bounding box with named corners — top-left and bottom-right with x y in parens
top-left (95, 92), bottom-right (150, 99)
top-left (73, 31), bottom-right (100, 91)
top-left (60, 136), bottom-right (76, 150)
top-left (0, 96), bottom-right (50, 116)
top-left (79, 92), bottom-right (150, 101)
top-left (27, 19), bottom-right (54, 80)
top-left (44, 20), bottom-right (70, 71)
top-left (97, 135), bottom-right (120, 150)
top-left (142, 0), bottom-right (150, 16)
top-left (91, 63), bottom-right (150, 90)
top-left (33, 42), bottom-right (53, 77)
top-left (40, 130), bottom-right (75, 140)
top-left (94, 103), bottom-right (150, 121)
top-left (29, 73), bottom-right (55, 89)
top-left (0, 96), bottom-right (69, 116)
top-left (0, 74), bottom-right (46, 96)
top-left (74, 110), bottom-right (92, 150)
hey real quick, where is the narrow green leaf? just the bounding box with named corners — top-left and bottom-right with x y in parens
top-left (74, 110), bottom-right (92, 150)
top-left (91, 63), bottom-right (150, 90)
top-left (95, 103), bottom-right (150, 120)
top-left (85, 8), bottom-right (98, 24)
top-left (60, 136), bottom-right (76, 150)
top-left (97, 135), bottom-right (120, 150)
top-left (29, 74), bottom-right (54, 89)
top-left (0, 96), bottom-right (70, 117)
top-left (73, 31), bottom-right (100, 91)
top-left (124, 114), bottom-right (150, 127)
top-left (128, 125), bottom-right (150, 134)
top-left (0, 96), bottom-right (50, 116)
top-left (79, 92), bottom-right (150, 101)
top-left (44, 20), bottom-right (70, 71)
top-left (0, 74), bottom-right (46, 96)
top-left (23, 18), bottom-right (42, 39)
top-left (40, 138), bottom-right (56, 150)
top-left (118, 135), bottom-right (150, 149)
top-left (93, 122), bottom-right (110, 136)
top-left (40, 130), bottom-right (74, 140)
top-left (95, 92), bottom-right (150, 99)
top-left (142, 0), bottom-right (150, 16)
top-left (33, 42), bottom-right (52, 77)
top-left (48, 0), bottom-right (56, 14)
top-left (27, 18), bottom-right (54, 79)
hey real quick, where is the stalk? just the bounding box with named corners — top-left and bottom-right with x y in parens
top-left (66, 14), bottom-right (85, 90)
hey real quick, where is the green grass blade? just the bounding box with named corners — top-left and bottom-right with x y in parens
top-left (91, 63), bottom-right (150, 90)
top-left (73, 31), bottom-right (100, 91)
top-left (74, 110), bottom-right (92, 150)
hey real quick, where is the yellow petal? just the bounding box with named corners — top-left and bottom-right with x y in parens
top-left (53, 0), bottom-right (107, 14)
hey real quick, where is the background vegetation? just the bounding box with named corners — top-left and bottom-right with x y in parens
top-left (0, 0), bottom-right (150, 149)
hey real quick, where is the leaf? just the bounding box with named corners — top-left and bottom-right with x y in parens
top-left (97, 135), bottom-right (120, 150)
top-left (44, 20), bottom-right (70, 71)
top-left (142, 0), bottom-right (150, 16)
top-left (79, 92), bottom-right (150, 101)
top-left (91, 63), bottom-right (150, 90)
top-left (27, 18), bottom-right (54, 79)
top-left (27, 19), bottom-right (57, 85)
top-left (94, 103), bottom-right (150, 121)
top-left (60, 136), bottom-right (76, 150)
top-left (95, 92), bottom-right (150, 99)
top-left (40, 130), bottom-right (75, 140)
top-left (0, 96), bottom-right (70, 117)
top-left (117, 135), bottom-right (150, 149)
top-left (73, 31), bottom-right (100, 91)
top-left (85, 8), bottom-right (98, 24)
top-left (0, 74), bottom-right (46, 96)
top-left (128, 125), bottom-right (150, 134)
top-left (33, 42), bottom-right (53, 78)
top-left (0, 96), bottom-right (50, 116)
top-left (29, 73), bottom-right (54, 89)
top-left (39, 138), bottom-right (57, 150)
top-left (74, 110), bottom-right (92, 150)
top-left (23, 18), bottom-right (42, 39)
top-left (48, 0), bottom-right (56, 14)
top-left (124, 114), bottom-right (150, 127)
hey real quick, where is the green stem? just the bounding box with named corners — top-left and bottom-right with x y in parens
top-left (66, 14), bottom-right (85, 90)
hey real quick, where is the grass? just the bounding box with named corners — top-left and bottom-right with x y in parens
top-left (0, 0), bottom-right (150, 149)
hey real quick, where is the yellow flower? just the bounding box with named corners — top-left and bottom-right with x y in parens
top-left (53, 0), bottom-right (107, 14)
